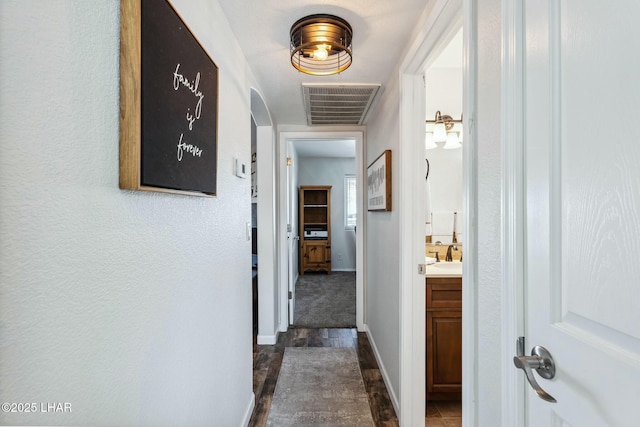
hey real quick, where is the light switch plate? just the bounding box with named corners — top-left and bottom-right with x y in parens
top-left (235, 158), bottom-right (247, 178)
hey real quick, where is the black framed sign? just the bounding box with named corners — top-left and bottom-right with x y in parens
top-left (120, 0), bottom-right (219, 196)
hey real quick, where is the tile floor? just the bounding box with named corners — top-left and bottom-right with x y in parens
top-left (425, 400), bottom-right (462, 427)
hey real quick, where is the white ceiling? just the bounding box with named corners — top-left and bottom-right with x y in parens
top-left (218, 0), bottom-right (430, 126)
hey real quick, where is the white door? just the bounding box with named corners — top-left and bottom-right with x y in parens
top-left (521, 1), bottom-right (640, 425)
top-left (286, 144), bottom-right (296, 324)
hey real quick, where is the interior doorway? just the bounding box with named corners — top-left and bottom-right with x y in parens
top-left (291, 140), bottom-right (357, 328)
top-left (424, 27), bottom-right (464, 420)
top-left (396, 0), bottom-right (466, 425)
top-left (278, 131), bottom-right (365, 333)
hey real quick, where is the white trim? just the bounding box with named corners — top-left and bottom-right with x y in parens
top-left (501, 0), bottom-right (526, 426)
top-left (250, 87), bottom-right (273, 127)
top-left (277, 131), bottom-right (366, 332)
top-left (250, 87), bottom-right (281, 350)
top-left (256, 125), bottom-right (279, 339)
top-left (331, 268), bottom-right (357, 272)
top-left (364, 324), bottom-right (400, 415)
top-left (256, 333), bottom-right (277, 345)
top-left (462, 1), bottom-right (478, 426)
top-left (397, 1), bottom-right (463, 426)
top-left (240, 392), bottom-right (255, 427)
top-left (277, 135), bottom-right (288, 333)
top-left (355, 132), bottom-right (366, 332)
top-left (398, 71), bottom-right (427, 427)
top-left (344, 174), bottom-right (357, 230)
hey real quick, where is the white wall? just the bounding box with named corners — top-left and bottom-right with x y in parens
top-left (363, 72), bottom-right (402, 400)
top-left (425, 67), bottom-right (463, 217)
top-left (0, 1), bottom-right (257, 426)
top-left (297, 157), bottom-right (357, 271)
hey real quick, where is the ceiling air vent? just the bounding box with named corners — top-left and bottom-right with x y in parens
top-left (302, 83), bottom-right (382, 125)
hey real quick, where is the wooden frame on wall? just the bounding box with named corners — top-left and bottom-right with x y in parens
top-left (119, 0), bottom-right (219, 197)
top-left (367, 149), bottom-right (392, 211)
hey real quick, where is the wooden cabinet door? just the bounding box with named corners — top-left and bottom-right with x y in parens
top-left (305, 241), bottom-right (326, 264)
top-left (426, 310), bottom-right (462, 399)
top-left (301, 241), bottom-right (330, 272)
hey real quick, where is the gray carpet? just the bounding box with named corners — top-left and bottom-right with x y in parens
top-left (266, 347), bottom-right (375, 427)
top-left (293, 272), bottom-right (356, 328)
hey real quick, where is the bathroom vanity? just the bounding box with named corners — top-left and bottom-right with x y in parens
top-left (425, 262), bottom-right (462, 400)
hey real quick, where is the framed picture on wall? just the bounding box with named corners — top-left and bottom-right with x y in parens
top-left (367, 150), bottom-right (392, 211)
top-left (119, 0), bottom-right (219, 197)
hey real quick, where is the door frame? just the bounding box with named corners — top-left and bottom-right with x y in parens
top-left (397, 0), bottom-right (473, 425)
top-left (251, 88), bottom-right (280, 346)
top-left (277, 130), bottom-right (366, 332)
top-left (501, 0), bottom-right (526, 425)
top-left (285, 139), bottom-right (295, 325)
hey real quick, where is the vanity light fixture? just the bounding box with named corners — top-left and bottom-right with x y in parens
top-left (425, 132), bottom-right (438, 150)
top-left (444, 131), bottom-right (461, 149)
top-left (425, 111), bottom-right (463, 150)
top-left (290, 14), bottom-right (353, 76)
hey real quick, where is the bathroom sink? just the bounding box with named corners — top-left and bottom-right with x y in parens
top-left (424, 261), bottom-right (462, 277)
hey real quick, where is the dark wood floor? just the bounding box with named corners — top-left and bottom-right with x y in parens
top-left (249, 327), bottom-right (399, 427)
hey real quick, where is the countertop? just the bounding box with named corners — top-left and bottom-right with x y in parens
top-left (423, 261), bottom-right (462, 278)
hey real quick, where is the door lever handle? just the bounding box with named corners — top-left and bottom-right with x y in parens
top-left (513, 345), bottom-right (557, 403)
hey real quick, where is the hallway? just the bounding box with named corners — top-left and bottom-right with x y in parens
top-left (249, 328), bottom-right (398, 427)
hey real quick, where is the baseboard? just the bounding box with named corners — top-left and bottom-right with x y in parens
top-left (364, 324), bottom-right (400, 417)
top-left (239, 392), bottom-right (255, 427)
top-left (257, 333), bottom-right (277, 345)
top-left (279, 320), bottom-right (288, 333)
top-left (331, 268), bottom-right (356, 272)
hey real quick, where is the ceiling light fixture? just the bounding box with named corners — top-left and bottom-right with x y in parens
top-left (425, 111), bottom-right (463, 149)
top-left (290, 14), bottom-right (353, 76)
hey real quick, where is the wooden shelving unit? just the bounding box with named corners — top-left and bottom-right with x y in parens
top-left (299, 186), bottom-right (331, 275)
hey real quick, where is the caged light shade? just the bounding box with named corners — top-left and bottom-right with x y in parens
top-left (290, 14), bottom-right (353, 76)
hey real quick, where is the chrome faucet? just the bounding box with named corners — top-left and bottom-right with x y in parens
top-left (445, 244), bottom-right (455, 262)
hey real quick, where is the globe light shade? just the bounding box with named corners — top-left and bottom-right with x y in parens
top-left (433, 122), bottom-right (447, 142)
top-left (443, 132), bottom-right (461, 149)
top-left (425, 132), bottom-right (437, 150)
